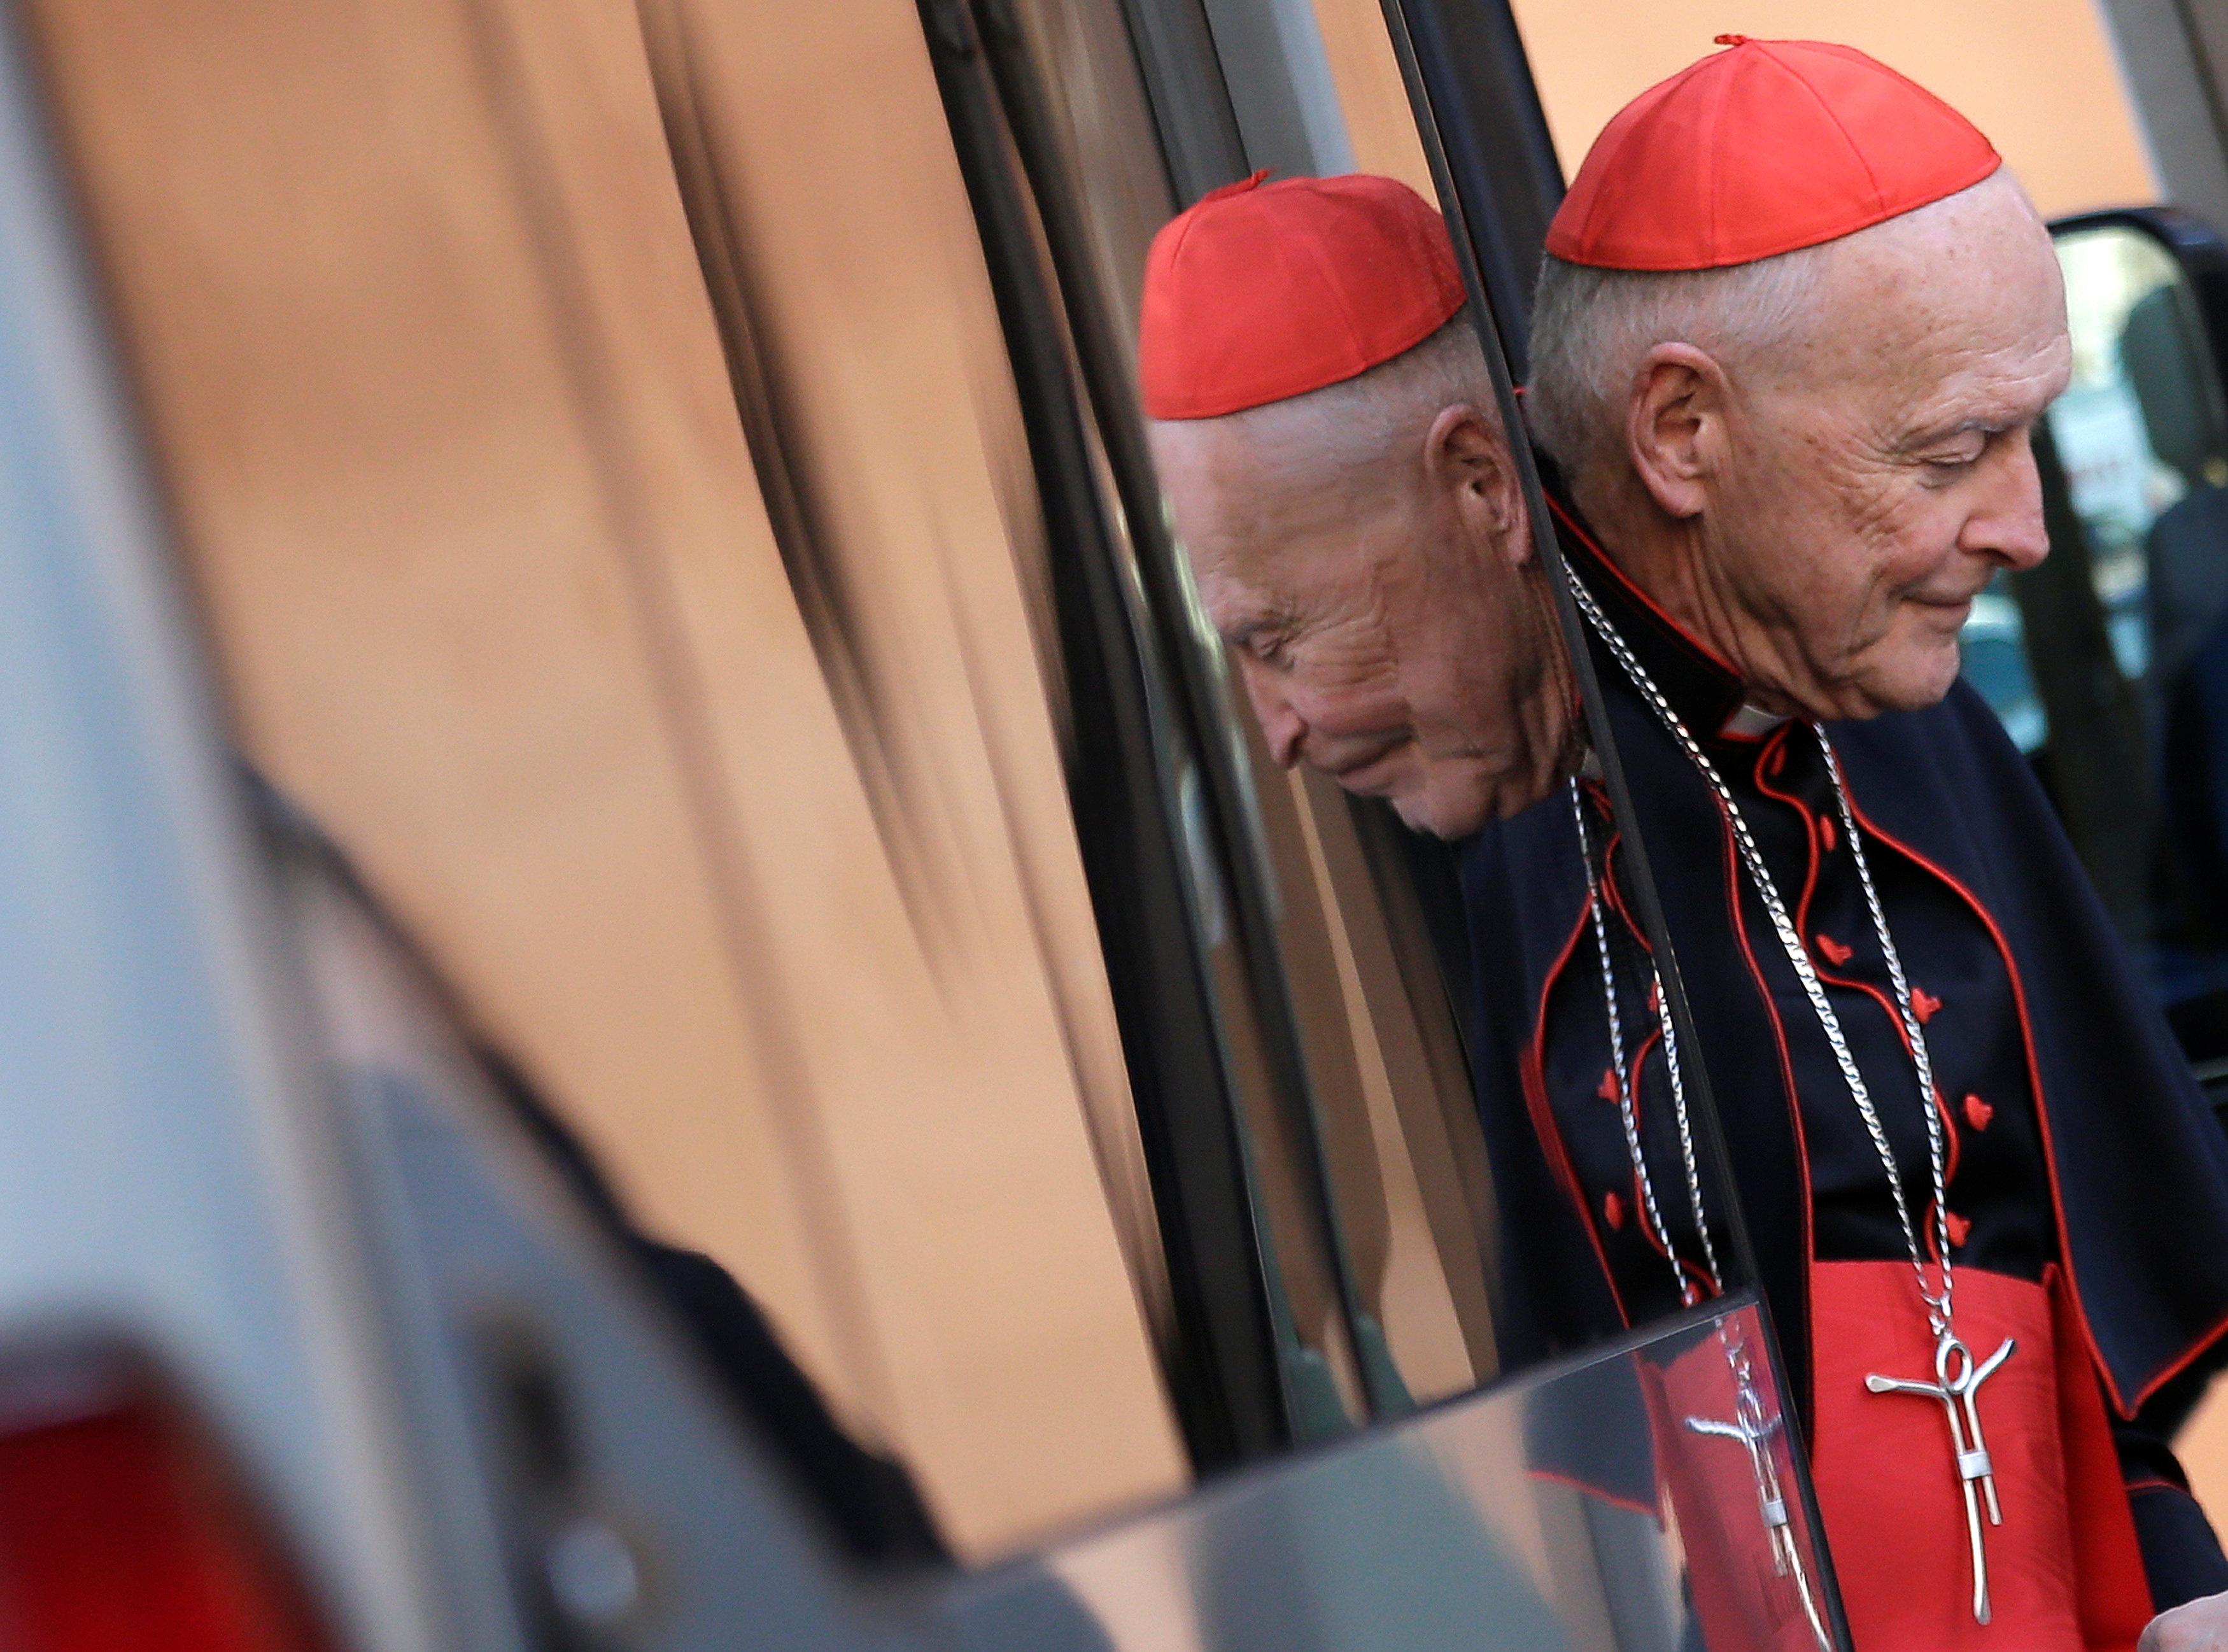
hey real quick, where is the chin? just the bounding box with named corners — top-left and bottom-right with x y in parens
top-left (1392, 787), bottom-right (1490, 842)
top-left (1880, 656), bottom-right (1963, 714)
top-left (1393, 766), bottom-right (1555, 840)
top-left (1842, 642), bottom-right (1964, 719)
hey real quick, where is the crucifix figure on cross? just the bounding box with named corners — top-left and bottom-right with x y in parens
top-left (1865, 1332), bottom-right (2017, 1625)
top-left (1682, 1336), bottom-right (1836, 1652)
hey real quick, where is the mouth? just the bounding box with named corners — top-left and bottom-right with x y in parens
top-left (1907, 589), bottom-right (1981, 623)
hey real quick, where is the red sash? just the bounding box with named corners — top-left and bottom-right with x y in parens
top-left (1807, 1260), bottom-right (2153, 1651)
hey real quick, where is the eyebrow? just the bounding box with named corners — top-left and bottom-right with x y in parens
top-left (1225, 607), bottom-right (1301, 649)
top-left (1899, 371), bottom-right (2067, 451)
top-left (1896, 415), bottom-right (2017, 455)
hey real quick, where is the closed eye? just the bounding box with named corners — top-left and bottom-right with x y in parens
top-left (1229, 618), bottom-right (1298, 668)
top-left (1916, 428), bottom-right (2000, 483)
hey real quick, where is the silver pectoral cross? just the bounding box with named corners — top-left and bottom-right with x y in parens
top-left (1685, 1384), bottom-right (1835, 1650)
top-left (1864, 1334), bottom-right (2015, 1625)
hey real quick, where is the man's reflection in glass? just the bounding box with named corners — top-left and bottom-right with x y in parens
top-left (1140, 172), bottom-right (1583, 840)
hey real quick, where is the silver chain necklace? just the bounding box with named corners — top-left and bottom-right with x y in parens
top-left (1568, 782), bottom-right (1831, 1649)
top-left (1567, 570), bottom-right (2015, 1627)
top-left (1567, 785), bottom-right (1717, 1304)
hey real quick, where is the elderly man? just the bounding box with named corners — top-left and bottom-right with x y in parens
top-left (1140, 38), bottom-right (2228, 1652)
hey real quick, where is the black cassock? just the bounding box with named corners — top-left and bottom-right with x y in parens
top-left (1458, 493), bottom-right (2228, 1609)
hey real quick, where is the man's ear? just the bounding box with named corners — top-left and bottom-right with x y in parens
top-left (1625, 343), bottom-right (1728, 519)
top-left (1428, 404), bottom-right (1531, 567)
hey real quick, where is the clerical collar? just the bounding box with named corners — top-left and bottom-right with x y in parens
top-left (1721, 702), bottom-right (1789, 738)
top-left (1542, 486), bottom-right (1760, 744)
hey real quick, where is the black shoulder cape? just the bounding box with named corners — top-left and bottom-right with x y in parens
top-left (1458, 500), bottom-right (2228, 1478)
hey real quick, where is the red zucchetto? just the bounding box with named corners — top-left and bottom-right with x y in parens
top-left (1139, 171), bottom-right (1467, 421)
top-left (1546, 36), bottom-right (2001, 272)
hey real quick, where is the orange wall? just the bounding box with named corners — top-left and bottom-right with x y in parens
top-left (27, 0), bottom-right (1188, 1558)
top-left (1509, 0), bottom-right (2157, 220)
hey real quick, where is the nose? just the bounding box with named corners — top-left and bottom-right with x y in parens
top-left (1241, 663), bottom-right (1308, 768)
top-left (1961, 437), bottom-right (2051, 572)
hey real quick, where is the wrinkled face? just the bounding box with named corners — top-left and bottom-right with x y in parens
top-left (1688, 178), bottom-right (2073, 719)
top-left (1150, 407), bottom-right (1572, 838)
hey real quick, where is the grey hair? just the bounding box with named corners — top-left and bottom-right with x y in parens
top-left (1180, 307), bottom-right (1501, 490)
top-left (1526, 246), bottom-right (1828, 497)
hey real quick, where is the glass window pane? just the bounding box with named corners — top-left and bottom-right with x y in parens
top-left (1963, 218), bottom-right (2228, 1071)
top-left (1096, 0), bottom-right (1787, 1423)
top-left (29, 0), bottom-right (1825, 1633)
